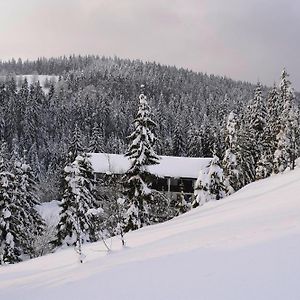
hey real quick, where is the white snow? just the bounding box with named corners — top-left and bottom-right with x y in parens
top-left (1, 168), bottom-right (300, 299)
top-left (90, 153), bottom-right (211, 179)
top-left (35, 200), bottom-right (61, 227)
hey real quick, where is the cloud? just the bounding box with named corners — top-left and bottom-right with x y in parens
top-left (0, 0), bottom-right (299, 89)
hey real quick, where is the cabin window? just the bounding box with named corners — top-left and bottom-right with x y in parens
top-left (152, 177), bottom-right (168, 192)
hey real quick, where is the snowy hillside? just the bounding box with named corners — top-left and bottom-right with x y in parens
top-left (0, 74), bottom-right (58, 92)
top-left (1, 168), bottom-right (300, 300)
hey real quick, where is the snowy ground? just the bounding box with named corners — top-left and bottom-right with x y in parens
top-left (1, 168), bottom-right (300, 300)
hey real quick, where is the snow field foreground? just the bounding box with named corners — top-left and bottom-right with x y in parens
top-left (1, 169), bottom-right (300, 300)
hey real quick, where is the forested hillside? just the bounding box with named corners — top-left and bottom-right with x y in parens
top-left (0, 55), bottom-right (260, 201)
top-left (0, 55), bottom-right (299, 266)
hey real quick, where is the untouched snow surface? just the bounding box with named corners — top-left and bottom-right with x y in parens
top-left (1, 169), bottom-right (300, 299)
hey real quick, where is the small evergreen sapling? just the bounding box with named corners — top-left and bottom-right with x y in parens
top-left (194, 155), bottom-right (226, 207)
top-left (207, 155), bottom-right (226, 200)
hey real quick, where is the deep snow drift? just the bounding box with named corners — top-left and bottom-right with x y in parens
top-left (1, 168), bottom-right (300, 300)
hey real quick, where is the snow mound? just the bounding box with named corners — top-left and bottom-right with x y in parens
top-left (1, 169), bottom-right (300, 300)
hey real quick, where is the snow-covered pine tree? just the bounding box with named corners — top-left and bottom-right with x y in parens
top-left (222, 111), bottom-right (240, 194)
top-left (89, 122), bottom-right (105, 153)
top-left (172, 121), bottom-right (185, 156)
top-left (123, 86), bottom-right (160, 232)
top-left (55, 154), bottom-right (100, 262)
top-left (236, 84), bottom-right (267, 186)
top-left (194, 155), bottom-right (226, 207)
top-left (236, 120), bottom-right (256, 186)
top-left (249, 83), bottom-right (267, 133)
top-left (0, 171), bottom-right (22, 264)
top-left (193, 166), bottom-right (209, 208)
top-left (259, 85), bottom-right (282, 177)
top-left (206, 155), bottom-right (226, 200)
top-left (0, 140), bottom-right (10, 172)
top-left (67, 123), bottom-right (84, 164)
top-left (13, 155), bottom-right (45, 258)
top-left (255, 152), bottom-right (273, 180)
top-left (187, 125), bottom-right (202, 157)
top-left (248, 82), bottom-right (267, 167)
top-left (273, 69), bottom-right (299, 172)
top-left (266, 85), bottom-right (281, 150)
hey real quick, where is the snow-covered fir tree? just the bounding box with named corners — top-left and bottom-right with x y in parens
top-left (206, 155), bottom-right (226, 200)
top-left (67, 124), bottom-right (85, 164)
top-left (0, 171), bottom-right (22, 264)
top-left (258, 85), bottom-right (282, 177)
top-left (55, 154), bottom-right (100, 261)
top-left (273, 69), bottom-right (299, 172)
top-left (236, 85), bottom-right (268, 187)
top-left (89, 122), bottom-right (105, 153)
top-left (194, 155), bottom-right (226, 207)
top-left (255, 152), bottom-right (273, 180)
top-left (0, 144), bottom-right (45, 263)
top-left (123, 86), bottom-right (160, 232)
top-left (236, 121), bottom-right (256, 187)
top-left (187, 125), bottom-right (202, 157)
top-left (193, 167), bottom-right (209, 208)
top-left (248, 82), bottom-right (267, 167)
top-left (172, 120), bottom-right (186, 156)
top-left (266, 85), bottom-right (281, 149)
top-left (12, 155), bottom-right (45, 258)
top-left (222, 111), bottom-right (240, 194)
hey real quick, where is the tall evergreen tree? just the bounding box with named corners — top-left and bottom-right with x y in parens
top-left (55, 154), bottom-right (99, 251)
top-left (248, 82), bottom-right (267, 165)
top-left (259, 85), bottom-right (282, 176)
top-left (222, 111), bottom-right (240, 194)
top-left (67, 124), bottom-right (84, 164)
top-left (123, 86), bottom-right (160, 232)
top-left (236, 121), bottom-right (256, 187)
top-left (13, 155), bottom-right (45, 257)
top-left (0, 171), bottom-right (22, 264)
top-left (89, 122), bottom-right (105, 153)
top-left (187, 125), bottom-right (202, 157)
top-left (273, 69), bottom-right (299, 172)
top-left (172, 120), bottom-right (185, 156)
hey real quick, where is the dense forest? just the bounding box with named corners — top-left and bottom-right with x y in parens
top-left (0, 55), bottom-right (299, 264)
top-left (0, 55), bottom-right (264, 201)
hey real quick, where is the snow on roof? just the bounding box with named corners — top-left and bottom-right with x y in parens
top-left (89, 153), bottom-right (212, 179)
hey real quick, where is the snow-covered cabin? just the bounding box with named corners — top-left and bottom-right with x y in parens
top-left (89, 153), bottom-right (211, 199)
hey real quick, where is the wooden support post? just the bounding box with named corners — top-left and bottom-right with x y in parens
top-left (167, 177), bottom-right (171, 201)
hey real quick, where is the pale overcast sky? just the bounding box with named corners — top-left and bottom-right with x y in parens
top-left (0, 0), bottom-right (299, 89)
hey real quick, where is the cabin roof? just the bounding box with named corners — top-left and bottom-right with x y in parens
top-left (89, 153), bottom-right (211, 179)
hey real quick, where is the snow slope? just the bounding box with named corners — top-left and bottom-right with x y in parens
top-left (1, 169), bottom-right (300, 300)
